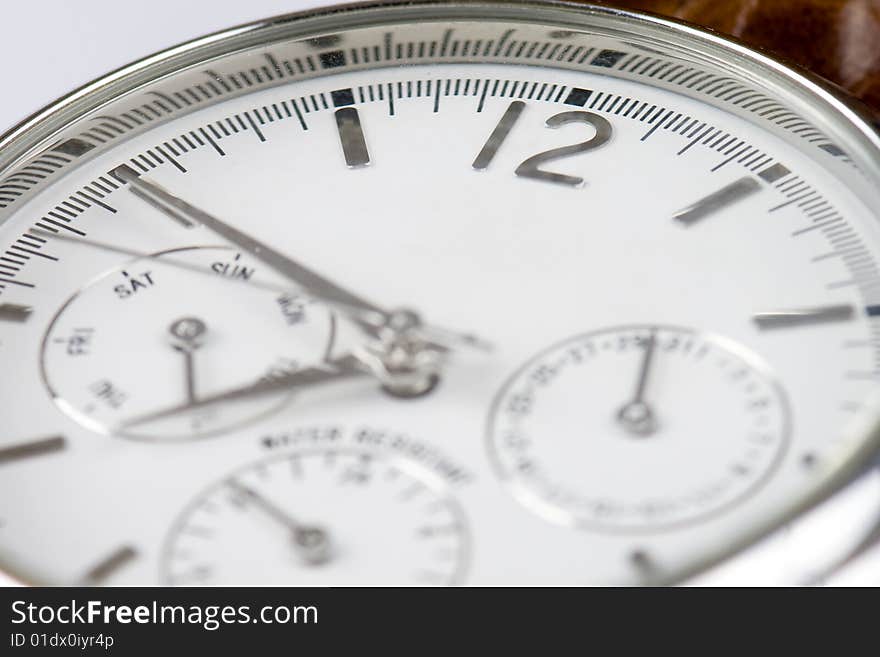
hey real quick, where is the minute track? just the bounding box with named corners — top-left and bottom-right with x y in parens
top-left (0, 13), bottom-right (856, 215)
top-left (1, 72), bottom-right (834, 289)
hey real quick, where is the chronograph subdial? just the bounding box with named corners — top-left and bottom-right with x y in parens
top-left (161, 448), bottom-right (469, 586)
top-left (488, 325), bottom-right (791, 532)
top-left (40, 246), bottom-right (334, 441)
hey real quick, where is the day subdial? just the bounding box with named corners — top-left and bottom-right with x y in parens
top-left (41, 246), bottom-right (334, 441)
top-left (489, 325), bottom-right (791, 531)
top-left (161, 448), bottom-right (469, 586)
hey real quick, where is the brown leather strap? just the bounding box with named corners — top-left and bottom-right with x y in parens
top-left (592, 0), bottom-right (880, 112)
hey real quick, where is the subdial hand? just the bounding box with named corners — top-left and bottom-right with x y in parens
top-left (616, 329), bottom-right (659, 436)
top-left (227, 479), bottom-right (332, 566)
top-left (116, 353), bottom-right (369, 430)
top-left (168, 317), bottom-right (207, 404)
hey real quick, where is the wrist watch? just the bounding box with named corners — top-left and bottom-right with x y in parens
top-left (0, 0), bottom-right (879, 586)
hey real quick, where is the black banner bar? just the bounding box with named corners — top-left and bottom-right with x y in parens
top-left (0, 586), bottom-right (869, 654)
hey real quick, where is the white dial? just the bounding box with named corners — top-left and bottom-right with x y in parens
top-left (1, 2), bottom-right (879, 585)
top-left (162, 447), bottom-right (469, 585)
top-left (40, 246), bottom-right (332, 440)
top-left (489, 325), bottom-right (789, 530)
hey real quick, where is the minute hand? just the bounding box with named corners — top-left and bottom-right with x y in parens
top-left (118, 167), bottom-right (387, 323)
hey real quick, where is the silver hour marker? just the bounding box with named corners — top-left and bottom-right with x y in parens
top-left (472, 100), bottom-right (525, 170)
top-left (0, 303), bottom-right (32, 322)
top-left (753, 304), bottom-right (855, 329)
top-left (673, 176), bottom-right (762, 225)
top-left (80, 545), bottom-right (138, 584)
top-left (334, 107), bottom-right (371, 167)
top-left (0, 435), bottom-right (66, 464)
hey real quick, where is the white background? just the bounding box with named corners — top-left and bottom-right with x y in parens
top-left (0, 0), bottom-right (324, 135)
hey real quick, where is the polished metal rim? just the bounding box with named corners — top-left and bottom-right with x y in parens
top-left (2, 1), bottom-right (879, 182)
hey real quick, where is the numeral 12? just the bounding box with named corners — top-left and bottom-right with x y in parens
top-left (472, 100), bottom-right (613, 187)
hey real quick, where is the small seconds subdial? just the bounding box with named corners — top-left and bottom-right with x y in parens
top-left (161, 448), bottom-right (469, 585)
top-left (41, 246), bottom-right (333, 441)
top-left (489, 325), bottom-right (790, 531)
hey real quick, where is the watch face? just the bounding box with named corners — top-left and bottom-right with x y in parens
top-left (1, 0), bottom-right (879, 586)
